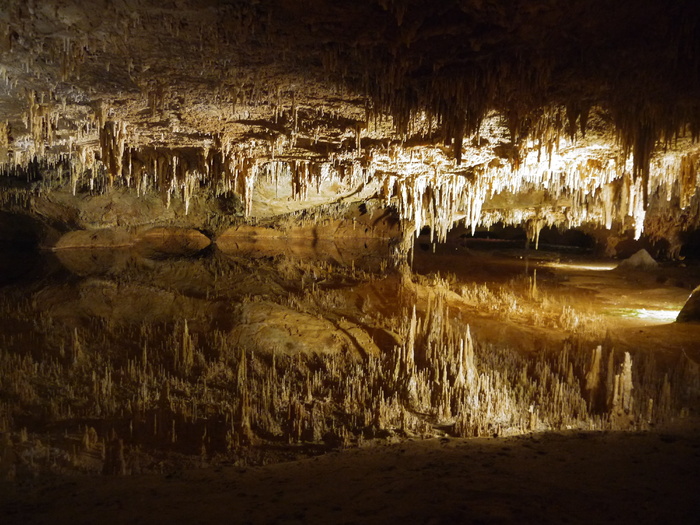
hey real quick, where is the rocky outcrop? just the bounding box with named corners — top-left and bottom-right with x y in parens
top-left (1, 1), bottom-right (700, 251)
top-left (676, 286), bottom-right (700, 323)
top-left (616, 249), bottom-right (658, 271)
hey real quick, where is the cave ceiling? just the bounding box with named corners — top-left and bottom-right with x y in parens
top-left (1, 0), bottom-right (700, 246)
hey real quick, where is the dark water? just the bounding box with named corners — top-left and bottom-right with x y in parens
top-left (0, 239), bottom-right (698, 479)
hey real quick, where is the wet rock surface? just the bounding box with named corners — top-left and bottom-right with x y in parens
top-left (677, 285), bottom-right (700, 323)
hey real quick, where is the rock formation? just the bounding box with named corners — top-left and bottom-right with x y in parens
top-left (0, 1), bottom-right (698, 253)
top-left (0, 0), bottom-right (699, 481)
top-left (617, 249), bottom-right (658, 271)
top-left (677, 285), bottom-right (700, 322)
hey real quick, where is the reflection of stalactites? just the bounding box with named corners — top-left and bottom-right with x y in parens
top-left (179, 320), bottom-right (194, 374)
top-left (454, 327), bottom-right (476, 388)
top-left (407, 305), bottom-right (417, 374)
top-left (584, 345), bottom-right (603, 410)
top-left (234, 346), bottom-right (253, 442)
top-left (611, 352), bottom-right (634, 414)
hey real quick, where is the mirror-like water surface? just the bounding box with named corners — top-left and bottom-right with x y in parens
top-left (1, 236), bottom-right (699, 479)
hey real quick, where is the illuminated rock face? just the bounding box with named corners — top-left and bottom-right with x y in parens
top-left (0, 1), bottom-right (700, 250)
top-left (677, 286), bottom-right (700, 323)
top-left (617, 249), bottom-right (658, 271)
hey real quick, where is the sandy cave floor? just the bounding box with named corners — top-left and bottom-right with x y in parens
top-left (2, 427), bottom-right (700, 525)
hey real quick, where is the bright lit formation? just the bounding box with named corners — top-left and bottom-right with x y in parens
top-left (544, 261), bottom-right (619, 272)
top-left (606, 308), bottom-right (680, 322)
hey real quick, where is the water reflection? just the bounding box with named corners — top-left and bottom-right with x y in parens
top-left (0, 236), bottom-right (698, 478)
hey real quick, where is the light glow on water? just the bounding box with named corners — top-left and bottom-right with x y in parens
top-left (545, 261), bottom-right (618, 271)
top-left (607, 308), bottom-right (679, 322)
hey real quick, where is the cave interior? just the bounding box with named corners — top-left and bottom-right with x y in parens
top-left (1, 1), bottom-right (700, 523)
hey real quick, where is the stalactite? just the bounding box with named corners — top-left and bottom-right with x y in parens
top-left (3, 98), bottom-right (700, 249)
top-left (99, 121), bottom-right (128, 185)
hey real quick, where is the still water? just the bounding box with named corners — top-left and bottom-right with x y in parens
top-left (0, 236), bottom-right (698, 478)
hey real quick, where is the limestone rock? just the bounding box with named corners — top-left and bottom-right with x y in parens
top-left (676, 286), bottom-right (700, 323)
top-left (616, 249), bottom-right (658, 271)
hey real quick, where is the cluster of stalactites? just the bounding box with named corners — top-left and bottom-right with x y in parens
top-left (73, 122), bottom-right (371, 216)
top-left (379, 137), bottom-right (700, 244)
top-left (331, 0), bottom-right (700, 194)
top-left (22, 91), bottom-right (60, 159)
top-left (3, 116), bottom-right (699, 246)
top-left (350, 104), bottom-right (700, 244)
